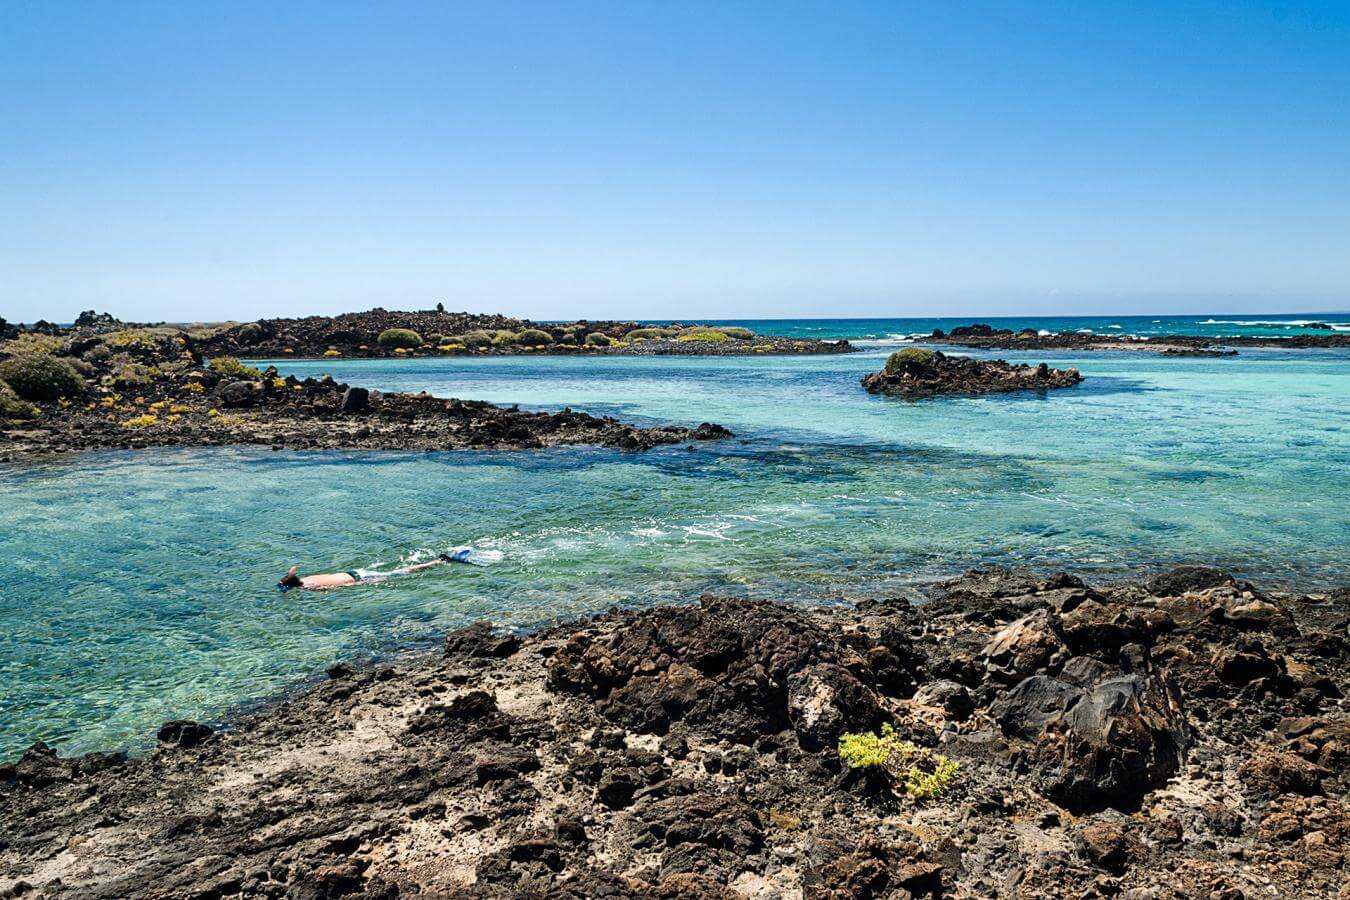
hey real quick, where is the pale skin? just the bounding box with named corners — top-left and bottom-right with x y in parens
top-left (278, 558), bottom-right (452, 592)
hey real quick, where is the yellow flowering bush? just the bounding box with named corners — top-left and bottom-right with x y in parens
top-left (121, 413), bottom-right (158, 428)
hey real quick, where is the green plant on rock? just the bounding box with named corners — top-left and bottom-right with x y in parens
top-left (0, 354), bottom-right (86, 401)
top-left (882, 347), bottom-right (936, 374)
top-left (0, 380), bottom-right (39, 419)
top-left (377, 328), bottom-right (422, 349)
top-left (455, 331), bottom-right (494, 348)
top-left (5, 333), bottom-right (65, 355)
top-left (105, 329), bottom-right (158, 350)
top-left (676, 329), bottom-right (729, 343)
top-left (719, 326), bottom-right (755, 340)
top-left (584, 332), bottom-right (612, 347)
top-left (517, 328), bottom-right (553, 347)
top-left (490, 330), bottom-right (520, 345)
top-left (209, 356), bottom-right (263, 380)
top-left (838, 723), bottom-right (959, 801)
top-left (109, 354), bottom-right (159, 389)
top-left (625, 327), bottom-right (673, 340)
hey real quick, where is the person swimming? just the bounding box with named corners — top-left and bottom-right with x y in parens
top-left (277, 548), bottom-right (474, 592)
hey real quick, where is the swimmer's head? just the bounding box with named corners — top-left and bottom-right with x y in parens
top-left (277, 566), bottom-right (302, 592)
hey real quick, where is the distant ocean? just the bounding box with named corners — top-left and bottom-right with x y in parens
top-left (640, 313), bottom-right (1350, 344)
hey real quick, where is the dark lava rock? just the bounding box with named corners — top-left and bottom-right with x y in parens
top-left (911, 679), bottom-right (975, 721)
top-left (983, 608), bottom-right (1068, 682)
top-left (1145, 565), bottom-right (1233, 596)
top-left (475, 746), bottom-right (540, 783)
top-left (1240, 747), bottom-right (1329, 798)
top-left (991, 662), bottom-right (1190, 812)
top-left (1079, 820), bottom-right (1136, 872)
top-left (691, 422), bottom-right (734, 440)
top-left (339, 386), bottom-right (369, 413)
top-left (546, 596), bottom-right (906, 746)
top-left (444, 622), bottom-right (521, 659)
top-left (787, 663), bottom-right (887, 752)
top-left (157, 720), bottom-right (214, 749)
top-left (215, 379), bottom-right (262, 408)
top-left (861, 348), bottom-right (1081, 398)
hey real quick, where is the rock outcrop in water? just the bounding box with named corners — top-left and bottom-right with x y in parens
top-left (0, 326), bottom-right (732, 459)
top-left (929, 323), bottom-right (1350, 353)
top-left (2, 566), bottom-right (1345, 898)
top-left (861, 347), bottom-right (1083, 398)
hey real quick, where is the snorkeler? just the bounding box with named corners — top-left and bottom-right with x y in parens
top-left (277, 548), bottom-right (474, 592)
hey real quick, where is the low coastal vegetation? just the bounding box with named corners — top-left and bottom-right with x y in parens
top-left (882, 346), bottom-right (935, 373)
top-left (0, 380), bottom-right (39, 420)
top-left (676, 329), bottom-right (730, 343)
top-left (0, 354), bottom-right (86, 402)
top-left (838, 722), bottom-right (959, 800)
top-left (208, 356), bottom-right (263, 380)
top-left (377, 327), bottom-right (422, 349)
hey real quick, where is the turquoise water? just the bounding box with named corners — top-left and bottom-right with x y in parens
top-left (1, 326), bottom-right (1347, 759)
top-left (677, 313), bottom-right (1350, 341)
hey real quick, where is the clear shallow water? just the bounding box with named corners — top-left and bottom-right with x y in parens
top-left (2, 331), bottom-right (1347, 759)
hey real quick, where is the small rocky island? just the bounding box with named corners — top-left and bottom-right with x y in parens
top-left (188, 307), bottom-right (856, 359)
top-left (929, 323), bottom-right (1350, 354)
top-left (2, 566), bottom-right (1345, 898)
top-left (861, 347), bottom-right (1083, 398)
top-left (0, 322), bottom-right (732, 460)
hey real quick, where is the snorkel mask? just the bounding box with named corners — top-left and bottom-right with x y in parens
top-left (277, 566), bottom-right (300, 593)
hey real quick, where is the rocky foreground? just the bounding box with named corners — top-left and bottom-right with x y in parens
top-left (928, 324), bottom-right (1350, 355)
top-left (2, 566), bottom-right (1346, 899)
top-left (0, 326), bottom-right (732, 460)
top-left (861, 348), bottom-right (1083, 398)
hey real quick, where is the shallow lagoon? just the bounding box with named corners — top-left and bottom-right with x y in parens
top-left (1, 342), bottom-right (1347, 757)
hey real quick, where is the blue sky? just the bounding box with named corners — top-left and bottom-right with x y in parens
top-left (2, 1), bottom-right (1348, 322)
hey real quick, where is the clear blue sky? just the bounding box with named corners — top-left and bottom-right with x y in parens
top-left (3, 1), bottom-right (1348, 323)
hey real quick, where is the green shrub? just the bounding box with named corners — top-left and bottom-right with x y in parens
top-left (625, 327), bottom-right (674, 340)
top-left (454, 331), bottom-right (494, 349)
top-left (838, 723), bottom-right (959, 800)
top-left (490, 330), bottom-right (519, 345)
top-left (676, 329), bottom-right (729, 343)
top-left (424, 333), bottom-right (444, 346)
top-left (209, 356), bottom-right (263, 380)
top-left (377, 328), bottom-right (422, 349)
top-left (719, 326), bottom-right (755, 340)
top-left (5, 333), bottom-right (64, 355)
top-left (109, 354), bottom-right (158, 389)
top-left (0, 380), bottom-right (38, 419)
top-left (105, 329), bottom-right (158, 350)
top-left (517, 328), bottom-right (553, 347)
top-left (84, 343), bottom-right (113, 364)
top-left (0, 354), bottom-right (86, 401)
top-left (584, 332), bottom-right (612, 347)
top-left (237, 322), bottom-right (266, 345)
top-left (883, 347), bottom-right (936, 374)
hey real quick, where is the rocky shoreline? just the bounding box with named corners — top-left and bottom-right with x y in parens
top-left (188, 309), bottom-right (855, 359)
top-left (927, 324), bottom-right (1350, 355)
top-left (861, 348), bottom-right (1083, 398)
top-left (0, 324), bottom-right (733, 461)
top-left (3, 566), bottom-right (1345, 898)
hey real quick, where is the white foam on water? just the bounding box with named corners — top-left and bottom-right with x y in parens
top-left (1201, 318), bottom-right (1345, 327)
